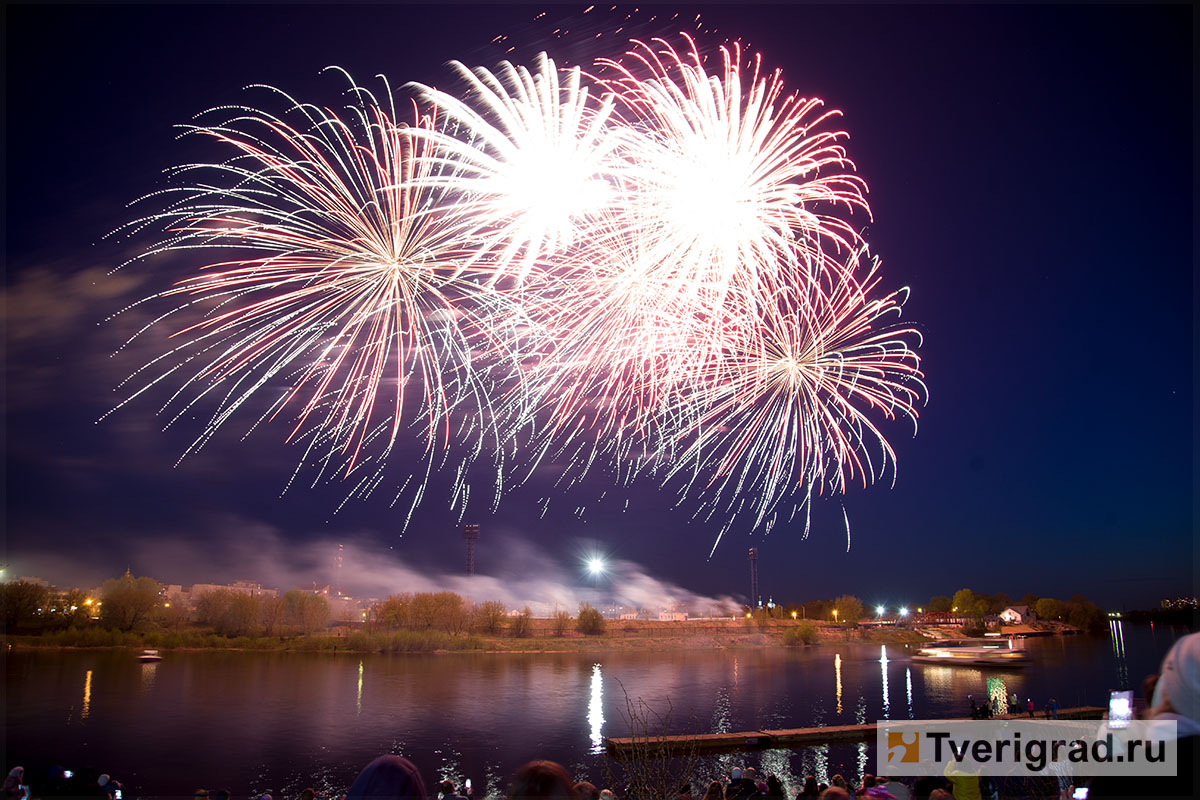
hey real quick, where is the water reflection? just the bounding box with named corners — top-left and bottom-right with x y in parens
top-left (834, 654), bottom-right (842, 716)
top-left (905, 668), bottom-right (913, 719)
top-left (81, 669), bottom-right (92, 720)
top-left (1111, 620), bottom-right (1129, 687)
top-left (758, 749), bottom-right (793, 793)
top-left (433, 746), bottom-right (465, 798)
top-left (879, 646), bottom-right (890, 719)
top-left (986, 676), bottom-right (1008, 714)
top-left (140, 661), bottom-right (158, 691)
top-left (356, 660), bottom-right (363, 716)
top-left (711, 687), bottom-right (731, 734)
top-left (811, 745), bottom-right (830, 786)
top-left (588, 663), bottom-right (604, 754)
top-left (8, 634), bottom-right (1172, 799)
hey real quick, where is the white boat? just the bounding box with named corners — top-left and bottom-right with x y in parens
top-left (137, 649), bottom-right (163, 662)
top-left (911, 644), bottom-right (1029, 667)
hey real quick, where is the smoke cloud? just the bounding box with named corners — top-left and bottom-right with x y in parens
top-left (21, 515), bottom-right (742, 617)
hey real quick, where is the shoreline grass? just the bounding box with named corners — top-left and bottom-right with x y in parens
top-left (3, 620), bottom-right (976, 654)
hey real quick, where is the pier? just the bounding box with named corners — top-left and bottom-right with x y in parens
top-left (604, 707), bottom-right (1106, 759)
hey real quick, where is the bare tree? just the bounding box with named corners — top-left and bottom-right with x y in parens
top-left (99, 573), bottom-right (160, 631)
top-left (473, 600), bottom-right (508, 634)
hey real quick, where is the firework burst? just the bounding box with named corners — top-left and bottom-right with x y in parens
top-left (110, 35), bottom-right (925, 544)
top-left (108, 70), bottom-right (522, 503)
top-left (596, 35), bottom-right (870, 325)
top-left (513, 36), bottom-right (893, 494)
top-left (408, 54), bottom-right (624, 284)
top-left (658, 253), bottom-right (925, 549)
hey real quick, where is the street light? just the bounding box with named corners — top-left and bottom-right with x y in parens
top-left (832, 609), bottom-right (839, 623)
top-left (876, 605), bottom-right (886, 617)
top-left (899, 607), bottom-right (909, 617)
top-left (792, 610), bottom-right (798, 620)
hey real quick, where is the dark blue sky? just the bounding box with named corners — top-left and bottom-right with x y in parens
top-left (5, 3), bottom-right (1194, 610)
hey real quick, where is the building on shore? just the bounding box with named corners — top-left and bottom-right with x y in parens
top-left (188, 580), bottom-right (279, 605)
top-left (999, 605), bottom-right (1036, 624)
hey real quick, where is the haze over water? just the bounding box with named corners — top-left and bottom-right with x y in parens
top-left (5, 623), bottom-right (1182, 799)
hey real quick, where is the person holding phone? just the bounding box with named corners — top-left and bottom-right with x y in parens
top-left (98, 774), bottom-right (124, 800)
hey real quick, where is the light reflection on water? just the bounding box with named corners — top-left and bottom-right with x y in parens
top-left (711, 686), bottom-right (731, 733)
top-left (5, 626), bottom-right (1186, 798)
top-left (986, 676), bottom-right (1010, 714)
top-left (853, 693), bottom-right (868, 783)
top-left (1111, 620), bottom-right (1128, 687)
top-left (139, 661), bottom-right (157, 691)
top-left (81, 668), bottom-right (92, 720)
top-left (834, 653), bottom-right (842, 715)
top-left (357, 659), bottom-right (363, 716)
top-left (879, 646), bottom-right (890, 720)
top-left (588, 663), bottom-right (605, 754)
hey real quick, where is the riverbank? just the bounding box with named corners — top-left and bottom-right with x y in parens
top-left (3, 619), bottom-right (935, 653)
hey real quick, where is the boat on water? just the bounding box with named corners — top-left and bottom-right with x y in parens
top-left (911, 644), bottom-right (1030, 667)
top-left (137, 649), bottom-right (163, 662)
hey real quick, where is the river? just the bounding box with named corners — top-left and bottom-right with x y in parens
top-left (3, 621), bottom-right (1187, 799)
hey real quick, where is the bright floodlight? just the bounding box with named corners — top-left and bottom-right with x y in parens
top-left (876, 605), bottom-right (886, 616)
top-left (899, 607), bottom-right (909, 617)
top-left (587, 557), bottom-right (606, 575)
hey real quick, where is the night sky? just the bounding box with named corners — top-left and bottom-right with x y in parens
top-left (5, 3), bottom-right (1194, 611)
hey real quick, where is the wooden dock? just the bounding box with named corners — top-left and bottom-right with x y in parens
top-left (604, 707), bottom-right (1105, 759)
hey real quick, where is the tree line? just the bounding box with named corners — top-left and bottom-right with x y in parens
top-left (0, 573), bottom-right (610, 640)
top-left (366, 592), bottom-right (606, 638)
top-left (744, 588), bottom-right (1107, 633)
top-left (2, 572), bottom-right (1109, 638)
top-left (0, 573), bottom-right (333, 637)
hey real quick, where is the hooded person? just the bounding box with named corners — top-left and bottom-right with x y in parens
top-left (574, 782), bottom-right (600, 800)
top-left (1088, 631), bottom-right (1200, 798)
top-left (346, 756), bottom-right (427, 800)
top-left (3, 769), bottom-right (25, 800)
top-left (506, 761), bottom-right (576, 800)
top-left (1151, 631), bottom-right (1200, 729)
